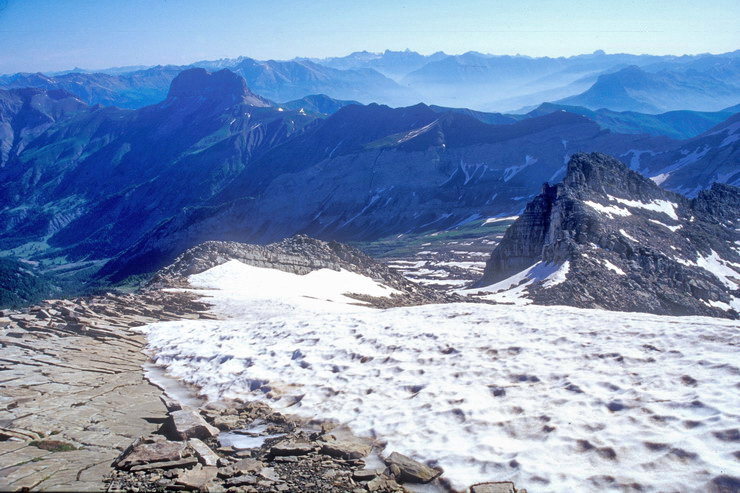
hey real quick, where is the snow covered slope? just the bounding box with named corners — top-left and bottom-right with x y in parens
top-left (139, 260), bottom-right (739, 492)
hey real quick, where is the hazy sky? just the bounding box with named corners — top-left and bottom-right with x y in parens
top-left (0, 0), bottom-right (738, 73)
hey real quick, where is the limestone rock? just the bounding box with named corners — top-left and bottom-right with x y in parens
top-left (114, 436), bottom-right (187, 470)
top-left (218, 458), bottom-right (263, 478)
top-left (320, 439), bottom-right (372, 460)
top-left (470, 482), bottom-right (516, 493)
top-left (128, 457), bottom-right (199, 472)
top-left (269, 440), bottom-right (316, 457)
top-left (175, 464), bottom-right (218, 490)
top-left (476, 152), bottom-right (740, 319)
top-left (160, 394), bottom-right (182, 413)
top-left (352, 469), bottom-right (380, 481)
top-left (383, 451), bottom-right (442, 483)
top-left (366, 475), bottom-right (406, 492)
top-left (226, 474), bottom-right (258, 487)
top-left (188, 438), bottom-right (219, 467)
top-left (163, 409), bottom-right (220, 441)
top-left (213, 414), bottom-right (241, 430)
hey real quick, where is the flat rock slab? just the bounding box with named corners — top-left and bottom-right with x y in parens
top-left (470, 482), bottom-right (517, 493)
top-left (226, 474), bottom-right (258, 487)
top-left (129, 456), bottom-right (199, 472)
top-left (320, 439), bottom-right (372, 460)
top-left (176, 464), bottom-right (218, 489)
top-left (384, 451), bottom-right (442, 484)
top-left (0, 291), bottom-right (210, 492)
top-left (219, 457), bottom-right (263, 478)
top-left (353, 468), bottom-right (380, 481)
top-left (269, 440), bottom-right (316, 456)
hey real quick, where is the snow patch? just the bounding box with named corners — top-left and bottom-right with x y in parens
top-left (619, 229), bottom-right (638, 242)
top-left (584, 201), bottom-right (631, 218)
top-left (695, 250), bottom-right (740, 291)
top-left (541, 261), bottom-right (570, 288)
top-left (603, 259), bottom-right (626, 276)
top-left (503, 155), bottom-right (537, 182)
top-left (608, 196), bottom-right (679, 220)
top-left (648, 219), bottom-right (682, 232)
top-left (622, 149), bottom-right (657, 172)
top-left (483, 215), bottom-right (519, 225)
top-left (188, 260), bottom-right (399, 311)
top-left (650, 173), bottom-right (670, 185)
top-left (461, 261), bottom-right (569, 304)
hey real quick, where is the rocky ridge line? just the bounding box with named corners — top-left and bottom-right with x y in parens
top-left (152, 235), bottom-right (464, 307)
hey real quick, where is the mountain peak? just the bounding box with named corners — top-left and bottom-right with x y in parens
top-left (475, 152), bottom-right (739, 318)
top-left (562, 152), bottom-right (670, 202)
top-left (166, 68), bottom-right (269, 107)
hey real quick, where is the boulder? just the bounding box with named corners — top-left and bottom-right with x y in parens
top-left (162, 409), bottom-right (219, 441)
top-left (383, 451), bottom-right (442, 483)
top-left (188, 438), bottom-right (219, 467)
top-left (114, 436), bottom-right (187, 470)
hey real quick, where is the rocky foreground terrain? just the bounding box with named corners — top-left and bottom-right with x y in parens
top-left (0, 289), bottom-right (213, 490)
top-left (0, 238), bottom-right (525, 492)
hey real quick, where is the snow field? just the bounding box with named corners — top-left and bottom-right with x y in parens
top-left (139, 261), bottom-right (739, 491)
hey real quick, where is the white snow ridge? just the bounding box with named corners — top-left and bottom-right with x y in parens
top-left (139, 261), bottom-right (740, 492)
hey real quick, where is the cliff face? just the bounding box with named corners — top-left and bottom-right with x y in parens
top-left (476, 152), bottom-right (740, 318)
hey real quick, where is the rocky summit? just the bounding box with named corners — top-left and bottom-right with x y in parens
top-left (476, 152), bottom-right (740, 318)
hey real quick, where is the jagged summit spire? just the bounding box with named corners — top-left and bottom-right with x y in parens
top-left (475, 151), bottom-right (739, 319)
top-left (563, 152), bottom-right (675, 201)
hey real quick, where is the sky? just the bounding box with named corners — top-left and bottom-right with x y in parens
top-left (0, 0), bottom-right (738, 74)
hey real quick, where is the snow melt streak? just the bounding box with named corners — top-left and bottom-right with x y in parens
top-left (141, 262), bottom-right (740, 492)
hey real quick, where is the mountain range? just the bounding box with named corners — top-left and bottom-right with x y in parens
top-left (0, 67), bottom-right (737, 291)
top-left (2, 50), bottom-right (738, 114)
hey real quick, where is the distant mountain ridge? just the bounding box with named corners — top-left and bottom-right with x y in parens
top-left (2, 50), bottom-right (738, 114)
top-left (557, 58), bottom-right (740, 113)
top-left (524, 103), bottom-right (739, 140)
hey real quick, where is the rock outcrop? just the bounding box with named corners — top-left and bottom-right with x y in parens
top-left (476, 152), bottom-right (740, 318)
top-left (151, 235), bottom-right (461, 306)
